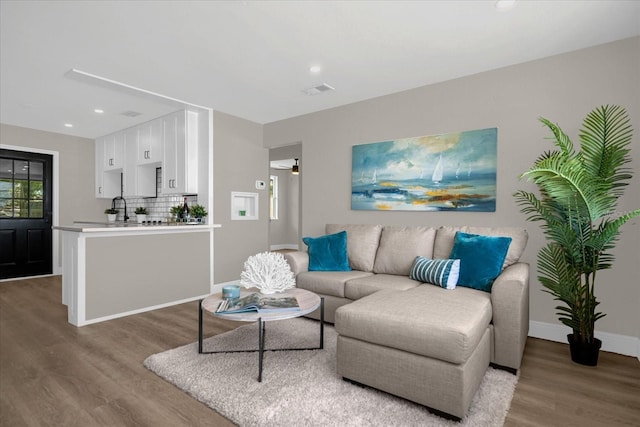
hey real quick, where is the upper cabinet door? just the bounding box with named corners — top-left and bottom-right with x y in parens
top-left (103, 132), bottom-right (124, 171)
top-left (95, 137), bottom-right (105, 197)
top-left (162, 110), bottom-right (198, 195)
top-left (137, 118), bottom-right (163, 165)
top-left (95, 136), bottom-right (122, 199)
top-left (162, 111), bottom-right (186, 194)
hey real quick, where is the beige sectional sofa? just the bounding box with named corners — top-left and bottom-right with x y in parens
top-left (284, 224), bottom-right (529, 420)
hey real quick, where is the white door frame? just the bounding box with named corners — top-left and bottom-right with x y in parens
top-left (0, 144), bottom-right (60, 276)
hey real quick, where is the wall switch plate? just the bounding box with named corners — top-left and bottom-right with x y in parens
top-left (256, 180), bottom-right (266, 190)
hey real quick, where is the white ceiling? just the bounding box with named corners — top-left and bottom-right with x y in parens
top-left (1, 1), bottom-right (639, 140)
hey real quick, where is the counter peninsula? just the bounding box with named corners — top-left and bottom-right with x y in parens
top-left (54, 222), bottom-right (220, 326)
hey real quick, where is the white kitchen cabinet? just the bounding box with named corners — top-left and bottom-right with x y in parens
top-left (95, 137), bottom-right (105, 197)
top-left (137, 118), bottom-right (162, 165)
top-left (123, 127), bottom-right (156, 198)
top-left (95, 136), bottom-right (121, 199)
top-left (95, 109), bottom-right (199, 199)
top-left (162, 110), bottom-right (198, 194)
top-left (103, 132), bottom-right (125, 171)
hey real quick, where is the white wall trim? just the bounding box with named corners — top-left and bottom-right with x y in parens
top-left (0, 144), bottom-right (60, 275)
top-left (78, 294), bottom-right (210, 327)
top-left (270, 244), bottom-right (300, 251)
top-left (529, 320), bottom-right (640, 360)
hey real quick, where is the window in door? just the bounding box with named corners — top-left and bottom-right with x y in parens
top-left (0, 158), bottom-right (44, 218)
top-left (269, 175), bottom-right (278, 220)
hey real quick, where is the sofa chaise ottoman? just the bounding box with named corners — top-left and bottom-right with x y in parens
top-left (284, 224), bottom-right (529, 420)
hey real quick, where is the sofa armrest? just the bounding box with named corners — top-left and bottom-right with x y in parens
top-left (490, 262), bottom-right (530, 371)
top-left (283, 251), bottom-right (309, 276)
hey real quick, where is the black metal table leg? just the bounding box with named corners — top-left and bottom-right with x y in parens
top-left (199, 295), bottom-right (324, 382)
top-left (320, 297), bottom-right (325, 349)
top-left (198, 299), bottom-right (204, 354)
top-left (258, 317), bottom-right (264, 382)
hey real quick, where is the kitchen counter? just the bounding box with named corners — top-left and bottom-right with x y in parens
top-left (54, 221), bottom-right (221, 233)
top-left (55, 221), bottom-right (219, 326)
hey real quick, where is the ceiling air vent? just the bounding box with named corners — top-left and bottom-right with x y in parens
top-left (121, 110), bottom-right (143, 117)
top-left (302, 83), bottom-right (335, 96)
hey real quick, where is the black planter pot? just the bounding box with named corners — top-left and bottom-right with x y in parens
top-left (567, 334), bottom-right (602, 366)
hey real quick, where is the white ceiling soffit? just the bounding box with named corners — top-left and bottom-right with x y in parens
top-left (1, 1), bottom-right (639, 139)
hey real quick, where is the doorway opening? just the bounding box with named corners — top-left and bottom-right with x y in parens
top-left (268, 144), bottom-right (302, 251)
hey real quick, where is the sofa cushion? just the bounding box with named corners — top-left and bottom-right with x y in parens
top-left (344, 274), bottom-right (421, 300)
top-left (296, 270), bottom-right (373, 298)
top-left (372, 226), bottom-right (436, 275)
top-left (326, 224), bottom-right (382, 272)
top-left (409, 256), bottom-right (460, 290)
top-left (434, 226), bottom-right (527, 268)
top-left (335, 285), bottom-right (492, 364)
top-left (450, 232), bottom-right (512, 292)
top-left (302, 231), bottom-right (351, 271)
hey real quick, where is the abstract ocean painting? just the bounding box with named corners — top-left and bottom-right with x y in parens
top-left (352, 128), bottom-right (497, 212)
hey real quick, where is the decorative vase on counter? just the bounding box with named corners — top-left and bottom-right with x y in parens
top-left (106, 214), bottom-right (116, 222)
top-left (136, 214), bottom-right (147, 224)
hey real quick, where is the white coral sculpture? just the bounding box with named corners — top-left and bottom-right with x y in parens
top-left (240, 252), bottom-right (296, 294)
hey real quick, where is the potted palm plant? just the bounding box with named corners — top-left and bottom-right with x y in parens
top-left (190, 204), bottom-right (208, 223)
top-left (104, 208), bottom-right (119, 222)
top-left (514, 105), bottom-right (639, 365)
top-left (169, 205), bottom-right (182, 222)
top-left (135, 207), bottom-right (148, 223)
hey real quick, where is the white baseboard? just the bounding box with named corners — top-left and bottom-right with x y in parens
top-left (529, 320), bottom-right (640, 360)
top-left (79, 294), bottom-right (210, 327)
top-left (270, 244), bottom-right (299, 251)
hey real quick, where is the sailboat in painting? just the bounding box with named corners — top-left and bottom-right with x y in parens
top-left (432, 155), bottom-right (444, 184)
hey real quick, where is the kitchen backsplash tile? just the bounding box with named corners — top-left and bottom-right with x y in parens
top-left (111, 168), bottom-right (197, 222)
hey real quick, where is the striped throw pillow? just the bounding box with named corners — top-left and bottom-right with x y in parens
top-left (410, 256), bottom-right (460, 290)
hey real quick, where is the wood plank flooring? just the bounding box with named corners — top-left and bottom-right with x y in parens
top-left (1, 276), bottom-right (638, 426)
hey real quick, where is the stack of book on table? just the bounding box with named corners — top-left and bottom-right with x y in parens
top-left (216, 293), bottom-right (300, 314)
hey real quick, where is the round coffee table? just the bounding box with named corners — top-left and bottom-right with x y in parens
top-left (198, 287), bottom-right (324, 382)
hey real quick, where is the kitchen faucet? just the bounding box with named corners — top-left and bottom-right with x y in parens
top-left (111, 196), bottom-right (129, 222)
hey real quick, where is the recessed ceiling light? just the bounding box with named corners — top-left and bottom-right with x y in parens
top-left (64, 123), bottom-right (73, 128)
top-left (94, 108), bottom-right (104, 114)
top-left (495, 0), bottom-right (516, 10)
top-left (309, 65), bottom-right (321, 74)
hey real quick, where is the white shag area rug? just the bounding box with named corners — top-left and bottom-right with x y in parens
top-left (144, 318), bottom-right (518, 426)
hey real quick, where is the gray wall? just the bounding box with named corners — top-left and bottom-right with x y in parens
top-left (263, 38), bottom-right (640, 340)
top-left (85, 231), bottom-right (210, 320)
top-left (213, 110), bottom-right (269, 283)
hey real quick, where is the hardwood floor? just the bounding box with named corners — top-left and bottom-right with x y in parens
top-left (1, 276), bottom-right (638, 426)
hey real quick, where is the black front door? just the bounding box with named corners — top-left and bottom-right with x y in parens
top-left (0, 149), bottom-right (53, 279)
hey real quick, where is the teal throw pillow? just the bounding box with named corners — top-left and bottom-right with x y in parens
top-left (410, 256), bottom-right (460, 289)
top-left (302, 231), bottom-right (351, 271)
top-left (449, 232), bottom-right (512, 292)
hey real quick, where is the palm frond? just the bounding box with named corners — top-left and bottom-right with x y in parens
top-left (539, 117), bottom-right (574, 157)
top-left (580, 105), bottom-right (634, 199)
